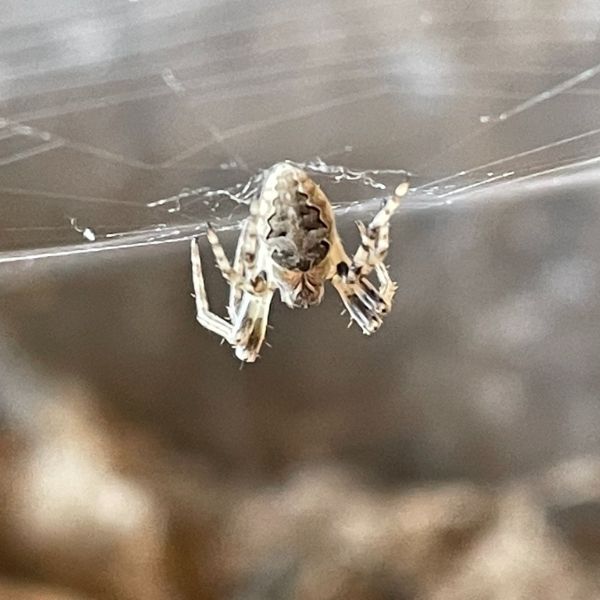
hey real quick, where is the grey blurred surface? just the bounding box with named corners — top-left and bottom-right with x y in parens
top-left (2, 0), bottom-right (600, 598)
top-left (2, 168), bottom-right (600, 484)
top-left (1, 0), bottom-right (600, 248)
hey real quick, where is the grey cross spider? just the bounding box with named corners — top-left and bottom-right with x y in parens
top-left (191, 162), bottom-right (408, 362)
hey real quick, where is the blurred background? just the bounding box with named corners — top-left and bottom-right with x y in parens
top-left (2, 0), bottom-right (600, 598)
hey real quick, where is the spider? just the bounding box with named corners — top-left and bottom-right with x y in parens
top-left (191, 162), bottom-right (408, 362)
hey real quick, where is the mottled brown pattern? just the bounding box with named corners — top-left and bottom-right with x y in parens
top-left (267, 170), bottom-right (331, 272)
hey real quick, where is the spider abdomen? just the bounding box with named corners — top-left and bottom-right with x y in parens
top-left (265, 165), bottom-right (331, 272)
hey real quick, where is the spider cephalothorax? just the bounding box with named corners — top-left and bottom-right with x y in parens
top-left (191, 162), bottom-right (408, 362)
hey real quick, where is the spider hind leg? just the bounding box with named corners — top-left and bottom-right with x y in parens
top-left (191, 234), bottom-right (274, 363)
top-left (191, 237), bottom-right (235, 343)
top-left (332, 262), bottom-right (385, 335)
top-left (332, 180), bottom-right (408, 333)
top-left (350, 181), bottom-right (408, 311)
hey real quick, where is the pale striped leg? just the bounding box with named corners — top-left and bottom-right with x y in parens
top-left (352, 181), bottom-right (408, 274)
top-left (240, 171), bottom-right (279, 276)
top-left (331, 269), bottom-right (384, 335)
top-left (197, 182), bottom-right (276, 361)
top-left (193, 224), bottom-right (274, 362)
top-left (230, 290), bottom-right (274, 362)
top-left (226, 186), bottom-right (278, 361)
top-left (332, 181), bottom-right (407, 331)
top-left (238, 192), bottom-right (263, 276)
top-left (206, 224), bottom-right (246, 286)
top-left (350, 181), bottom-right (407, 309)
top-left (206, 222), bottom-right (272, 295)
top-left (228, 220), bottom-right (249, 320)
top-left (374, 262), bottom-right (397, 311)
top-left (191, 237), bottom-right (234, 342)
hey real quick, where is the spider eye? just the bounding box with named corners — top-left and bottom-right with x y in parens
top-left (336, 262), bottom-right (349, 278)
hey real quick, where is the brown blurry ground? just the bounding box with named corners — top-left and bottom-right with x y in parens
top-left (0, 381), bottom-right (599, 600)
top-left (1, 376), bottom-right (600, 600)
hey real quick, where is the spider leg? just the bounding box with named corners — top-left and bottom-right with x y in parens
top-left (229, 288), bottom-right (274, 362)
top-left (348, 180), bottom-right (408, 311)
top-left (331, 265), bottom-right (385, 335)
top-left (227, 220), bottom-right (247, 320)
top-left (374, 262), bottom-right (398, 310)
top-left (243, 210), bottom-right (259, 274)
top-left (193, 233), bottom-right (273, 361)
top-left (240, 177), bottom-right (274, 276)
top-left (226, 211), bottom-right (275, 290)
top-left (225, 188), bottom-right (277, 362)
top-left (207, 223), bottom-right (265, 295)
top-left (205, 223), bottom-right (240, 283)
top-left (352, 181), bottom-right (408, 275)
top-left (191, 237), bottom-right (235, 342)
top-left (329, 181), bottom-right (408, 334)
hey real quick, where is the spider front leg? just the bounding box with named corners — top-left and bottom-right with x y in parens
top-left (208, 222), bottom-right (275, 361)
top-left (206, 223), bottom-right (260, 294)
top-left (226, 240), bottom-right (275, 362)
top-left (191, 236), bottom-right (235, 343)
top-left (352, 181), bottom-right (408, 307)
top-left (227, 203), bottom-right (276, 361)
top-left (331, 181), bottom-right (408, 334)
top-left (192, 231), bottom-right (274, 363)
top-left (229, 287), bottom-right (275, 362)
top-left (353, 181), bottom-right (409, 271)
top-left (192, 176), bottom-right (280, 362)
top-left (331, 262), bottom-right (386, 335)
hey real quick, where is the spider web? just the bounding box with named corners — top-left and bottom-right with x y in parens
top-left (1, 0), bottom-right (600, 264)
